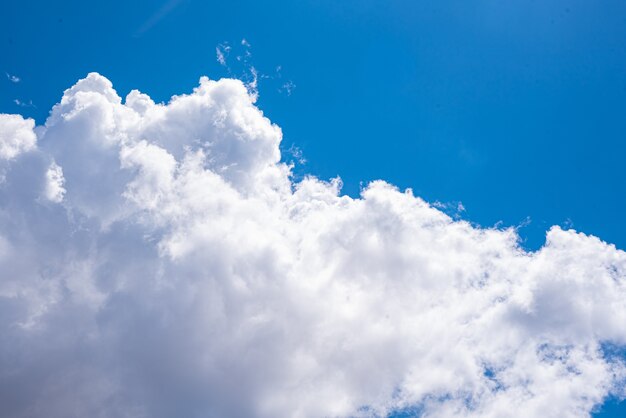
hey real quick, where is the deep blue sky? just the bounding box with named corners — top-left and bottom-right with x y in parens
top-left (1, 1), bottom-right (625, 415)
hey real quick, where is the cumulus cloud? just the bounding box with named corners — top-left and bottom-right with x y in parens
top-left (0, 73), bottom-right (625, 418)
top-left (0, 113), bottom-right (37, 160)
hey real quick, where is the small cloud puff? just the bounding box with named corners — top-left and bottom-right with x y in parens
top-left (6, 72), bottom-right (20, 83)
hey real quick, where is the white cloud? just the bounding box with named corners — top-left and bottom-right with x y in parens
top-left (0, 73), bottom-right (625, 418)
top-left (13, 98), bottom-right (35, 108)
top-left (280, 79), bottom-right (296, 96)
top-left (43, 161), bottom-right (66, 203)
top-left (216, 40), bottom-right (263, 100)
top-left (216, 42), bottom-right (232, 66)
top-left (0, 113), bottom-right (37, 159)
top-left (6, 72), bottom-right (20, 83)
top-left (247, 66), bottom-right (259, 100)
top-left (216, 46), bottom-right (227, 66)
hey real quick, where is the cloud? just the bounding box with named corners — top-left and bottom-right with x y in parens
top-left (135, 0), bottom-right (185, 36)
top-left (0, 73), bottom-right (625, 418)
top-left (6, 72), bottom-right (20, 83)
top-left (275, 65), bottom-right (296, 97)
top-left (216, 40), bottom-right (265, 100)
top-left (216, 43), bottom-right (230, 66)
top-left (43, 162), bottom-right (66, 203)
top-left (278, 79), bottom-right (296, 96)
top-left (13, 99), bottom-right (36, 108)
top-left (0, 113), bottom-right (37, 160)
top-left (286, 143), bottom-right (306, 165)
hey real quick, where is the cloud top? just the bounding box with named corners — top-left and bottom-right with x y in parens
top-left (0, 73), bottom-right (624, 418)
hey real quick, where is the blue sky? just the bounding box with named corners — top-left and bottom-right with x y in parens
top-left (2, 1), bottom-right (626, 416)
top-left (3, 0), bottom-right (626, 252)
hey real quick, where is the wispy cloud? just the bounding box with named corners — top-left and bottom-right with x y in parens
top-left (216, 39), bottom-right (259, 99)
top-left (134, 0), bottom-right (185, 37)
top-left (280, 79), bottom-right (296, 96)
top-left (286, 143), bottom-right (306, 165)
top-left (216, 40), bottom-right (296, 98)
top-left (275, 65), bottom-right (296, 96)
top-left (13, 99), bottom-right (35, 108)
top-left (6, 72), bottom-right (20, 83)
top-left (216, 42), bottom-right (231, 66)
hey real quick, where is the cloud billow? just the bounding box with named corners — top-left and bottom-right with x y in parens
top-left (0, 73), bottom-right (625, 418)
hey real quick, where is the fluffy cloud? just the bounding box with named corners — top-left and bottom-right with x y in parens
top-left (0, 114), bottom-right (36, 160)
top-left (0, 73), bottom-right (625, 418)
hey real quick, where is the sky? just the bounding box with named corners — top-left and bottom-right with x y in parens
top-left (1, 1), bottom-right (626, 417)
